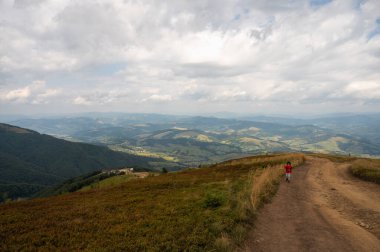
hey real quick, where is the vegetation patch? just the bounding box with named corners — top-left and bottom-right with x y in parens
top-left (310, 153), bottom-right (358, 163)
top-left (34, 171), bottom-right (119, 198)
top-left (350, 159), bottom-right (380, 184)
top-left (0, 123), bottom-right (168, 200)
top-left (203, 190), bottom-right (226, 209)
top-left (0, 153), bottom-right (305, 251)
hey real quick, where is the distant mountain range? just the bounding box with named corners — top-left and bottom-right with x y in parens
top-left (240, 114), bottom-right (380, 144)
top-left (5, 113), bottom-right (380, 169)
top-left (0, 123), bottom-right (173, 201)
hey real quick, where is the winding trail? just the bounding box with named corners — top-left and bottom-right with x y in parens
top-left (244, 157), bottom-right (380, 252)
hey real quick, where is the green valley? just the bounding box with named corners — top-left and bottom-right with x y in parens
top-left (9, 114), bottom-right (380, 168)
top-left (0, 123), bottom-right (175, 201)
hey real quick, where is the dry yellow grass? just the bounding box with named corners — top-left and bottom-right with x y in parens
top-left (215, 153), bottom-right (305, 169)
top-left (196, 134), bottom-right (213, 142)
top-left (250, 165), bottom-right (283, 211)
top-left (214, 233), bottom-right (233, 251)
top-left (350, 159), bottom-right (380, 184)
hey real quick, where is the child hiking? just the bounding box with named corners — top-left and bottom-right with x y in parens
top-left (284, 161), bottom-right (292, 182)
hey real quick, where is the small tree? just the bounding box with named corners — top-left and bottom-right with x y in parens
top-left (161, 167), bottom-right (168, 174)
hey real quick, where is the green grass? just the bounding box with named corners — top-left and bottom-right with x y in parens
top-left (34, 171), bottom-right (118, 198)
top-left (79, 173), bottom-right (148, 191)
top-left (0, 153), bottom-right (305, 251)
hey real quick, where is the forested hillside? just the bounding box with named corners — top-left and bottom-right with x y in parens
top-left (0, 123), bottom-right (169, 201)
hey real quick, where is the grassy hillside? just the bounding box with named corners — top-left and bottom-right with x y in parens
top-left (34, 171), bottom-right (120, 198)
top-left (0, 123), bottom-right (173, 201)
top-left (0, 153), bottom-right (305, 251)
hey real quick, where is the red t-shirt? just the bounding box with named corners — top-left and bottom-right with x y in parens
top-left (284, 164), bottom-right (292, 174)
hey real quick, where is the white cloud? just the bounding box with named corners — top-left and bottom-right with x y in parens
top-left (0, 80), bottom-right (61, 104)
top-left (5, 86), bottom-right (31, 101)
top-left (73, 96), bottom-right (91, 106)
top-left (143, 94), bottom-right (173, 103)
top-left (0, 0), bottom-right (380, 114)
top-left (344, 81), bottom-right (380, 99)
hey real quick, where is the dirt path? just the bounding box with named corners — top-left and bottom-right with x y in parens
top-left (244, 157), bottom-right (380, 252)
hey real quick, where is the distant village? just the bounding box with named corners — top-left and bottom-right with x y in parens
top-left (103, 167), bottom-right (134, 176)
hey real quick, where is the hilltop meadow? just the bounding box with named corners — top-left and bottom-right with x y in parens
top-left (0, 153), bottom-right (305, 251)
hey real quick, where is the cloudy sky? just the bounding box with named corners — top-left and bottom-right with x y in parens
top-left (0, 0), bottom-right (379, 116)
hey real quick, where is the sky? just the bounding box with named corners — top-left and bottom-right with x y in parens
top-left (0, 0), bottom-right (379, 116)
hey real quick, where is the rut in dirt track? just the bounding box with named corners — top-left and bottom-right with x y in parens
top-left (244, 157), bottom-right (380, 252)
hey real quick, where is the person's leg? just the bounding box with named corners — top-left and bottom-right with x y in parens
top-left (286, 173), bottom-right (291, 182)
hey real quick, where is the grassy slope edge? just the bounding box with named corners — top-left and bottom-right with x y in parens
top-left (0, 153), bottom-right (305, 251)
top-left (350, 159), bottom-right (380, 184)
top-left (310, 153), bottom-right (380, 185)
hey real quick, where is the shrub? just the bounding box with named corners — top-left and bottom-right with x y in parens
top-left (203, 192), bottom-right (226, 208)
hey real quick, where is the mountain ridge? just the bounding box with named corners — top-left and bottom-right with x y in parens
top-left (0, 123), bottom-right (175, 201)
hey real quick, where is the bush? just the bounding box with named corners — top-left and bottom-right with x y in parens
top-left (203, 192), bottom-right (226, 208)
